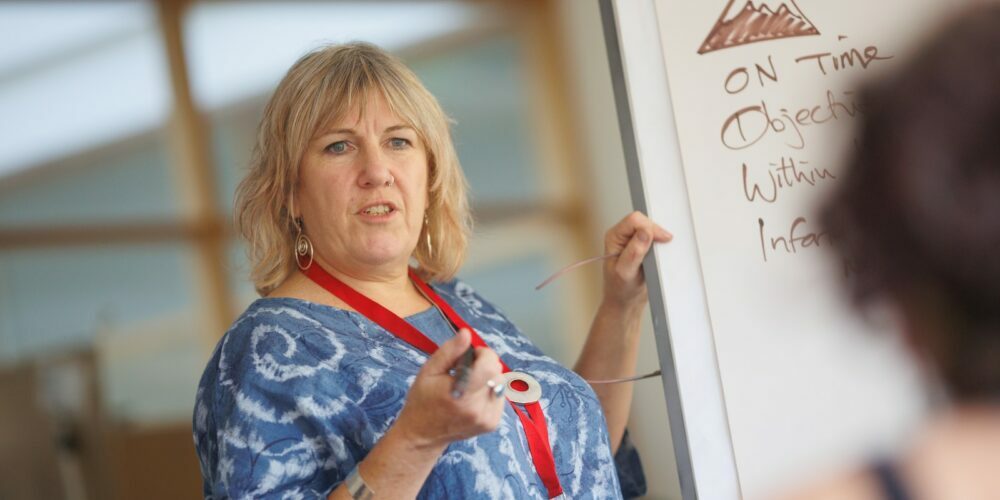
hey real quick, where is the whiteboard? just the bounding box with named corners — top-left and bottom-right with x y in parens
top-left (601, 0), bottom-right (972, 497)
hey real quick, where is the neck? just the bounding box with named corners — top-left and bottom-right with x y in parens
top-left (926, 404), bottom-right (1000, 440)
top-left (273, 255), bottom-right (431, 317)
top-left (315, 254), bottom-right (412, 299)
top-left (899, 404), bottom-right (1000, 498)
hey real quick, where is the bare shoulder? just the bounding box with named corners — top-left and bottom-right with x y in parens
top-left (770, 468), bottom-right (880, 500)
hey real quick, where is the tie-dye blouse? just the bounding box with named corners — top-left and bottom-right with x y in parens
top-left (193, 278), bottom-right (643, 499)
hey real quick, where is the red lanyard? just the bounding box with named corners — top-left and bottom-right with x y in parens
top-left (302, 264), bottom-right (564, 498)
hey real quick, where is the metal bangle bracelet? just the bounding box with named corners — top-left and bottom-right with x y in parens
top-left (345, 465), bottom-right (374, 500)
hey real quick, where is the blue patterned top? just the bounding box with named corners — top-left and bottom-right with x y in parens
top-left (193, 278), bottom-right (639, 499)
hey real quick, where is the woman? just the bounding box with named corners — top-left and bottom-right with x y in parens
top-left (782, 6), bottom-right (1000, 500)
top-left (193, 42), bottom-right (670, 499)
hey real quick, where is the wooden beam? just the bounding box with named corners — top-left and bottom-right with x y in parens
top-left (517, 0), bottom-right (605, 341)
top-left (0, 219), bottom-right (229, 250)
top-left (156, 0), bottom-right (234, 345)
top-left (0, 14), bottom-right (508, 194)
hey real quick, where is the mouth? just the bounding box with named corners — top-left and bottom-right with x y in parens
top-left (358, 202), bottom-right (397, 217)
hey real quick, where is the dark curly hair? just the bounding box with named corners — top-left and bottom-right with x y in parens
top-left (821, 5), bottom-right (1000, 401)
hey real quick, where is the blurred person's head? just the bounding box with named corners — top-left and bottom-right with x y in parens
top-left (822, 5), bottom-right (1000, 401)
top-left (234, 42), bottom-right (471, 295)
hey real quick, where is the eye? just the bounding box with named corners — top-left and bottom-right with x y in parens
top-left (388, 137), bottom-right (411, 150)
top-left (325, 141), bottom-right (351, 154)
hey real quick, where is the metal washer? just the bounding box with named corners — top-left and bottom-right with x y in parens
top-left (503, 371), bottom-right (542, 404)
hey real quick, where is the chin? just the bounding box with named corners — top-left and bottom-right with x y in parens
top-left (353, 240), bottom-right (413, 268)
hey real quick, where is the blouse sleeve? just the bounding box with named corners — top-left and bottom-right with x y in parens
top-left (615, 429), bottom-right (648, 499)
top-left (204, 325), bottom-right (367, 499)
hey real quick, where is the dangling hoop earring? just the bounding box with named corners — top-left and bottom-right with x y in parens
top-left (423, 213), bottom-right (434, 257)
top-left (294, 218), bottom-right (314, 271)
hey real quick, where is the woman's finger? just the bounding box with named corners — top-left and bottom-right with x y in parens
top-left (462, 347), bottom-right (503, 394)
top-left (614, 227), bottom-right (654, 279)
top-left (605, 212), bottom-right (639, 252)
top-left (422, 328), bottom-right (472, 376)
top-left (653, 224), bottom-right (673, 242)
top-left (605, 211), bottom-right (662, 253)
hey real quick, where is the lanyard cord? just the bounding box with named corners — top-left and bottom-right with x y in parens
top-left (302, 265), bottom-right (564, 498)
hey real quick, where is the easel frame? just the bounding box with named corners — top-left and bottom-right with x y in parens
top-left (599, 1), bottom-right (742, 497)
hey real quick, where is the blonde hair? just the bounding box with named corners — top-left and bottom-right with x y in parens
top-left (235, 42), bottom-right (471, 295)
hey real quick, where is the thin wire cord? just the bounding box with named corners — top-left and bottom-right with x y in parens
top-left (585, 370), bottom-right (662, 385)
top-left (538, 250), bottom-right (663, 385)
top-left (535, 252), bottom-right (621, 290)
top-left (414, 250), bottom-right (662, 385)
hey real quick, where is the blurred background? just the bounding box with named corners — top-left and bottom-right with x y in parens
top-left (0, 1), bottom-right (680, 498)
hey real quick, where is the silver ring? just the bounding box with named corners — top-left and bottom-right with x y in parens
top-left (387, 175), bottom-right (395, 186)
top-left (486, 379), bottom-right (505, 398)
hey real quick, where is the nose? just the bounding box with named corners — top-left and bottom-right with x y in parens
top-left (357, 148), bottom-right (394, 188)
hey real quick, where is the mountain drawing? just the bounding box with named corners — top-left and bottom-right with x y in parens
top-left (698, 0), bottom-right (820, 54)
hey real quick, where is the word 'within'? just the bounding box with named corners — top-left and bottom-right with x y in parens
top-left (743, 157), bottom-right (836, 204)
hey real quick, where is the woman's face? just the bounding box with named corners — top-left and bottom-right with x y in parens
top-left (295, 93), bottom-right (428, 277)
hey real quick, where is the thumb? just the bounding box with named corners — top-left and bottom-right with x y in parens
top-left (422, 328), bottom-right (472, 375)
top-left (615, 230), bottom-right (652, 279)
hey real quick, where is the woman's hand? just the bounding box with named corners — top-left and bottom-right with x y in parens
top-left (602, 211), bottom-right (673, 310)
top-left (339, 330), bottom-right (504, 499)
top-left (572, 211), bottom-right (671, 454)
top-left (393, 329), bottom-right (507, 451)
